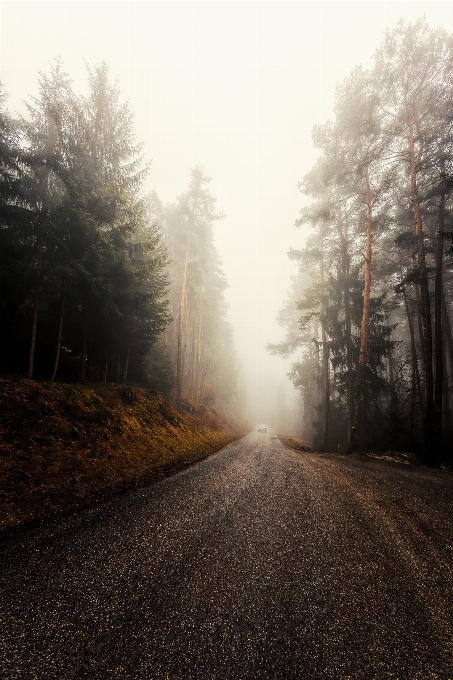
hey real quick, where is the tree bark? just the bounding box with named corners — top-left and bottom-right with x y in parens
top-left (176, 232), bottom-right (191, 412)
top-left (321, 319), bottom-right (330, 451)
top-left (407, 117), bottom-right (434, 463)
top-left (312, 316), bottom-right (319, 428)
top-left (414, 282), bottom-right (425, 358)
top-left (402, 285), bottom-right (424, 426)
top-left (387, 313), bottom-right (397, 418)
top-left (433, 190), bottom-right (445, 448)
top-left (353, 165), bottom-right (373, 450)
top-left (441, 286), bottom-right (453, 378)
top-left (116, 350), bottom-right (121, 385)
top-left (28, 226), bottom-right (44, 379)
top-left (442, 334), bottom-right (451, 459)
top-left (337, 209), bottom-right (354, 448)
top-left (77, 308), bottom-right (88, 384)
top-left (345, 281), bottom-right (354, 448)
top-left (320, 239), bottom-right (329, 451)
top-left (103, 348), bottom-right (109, 383)
top-left (442, 285), bottom-right (453, 462)
top-left (122, 343), bottom-right (130, 384)
top-left (194, 294), bottom-right (203, 403)
top-left (50, 279), bottom-right (65, 382)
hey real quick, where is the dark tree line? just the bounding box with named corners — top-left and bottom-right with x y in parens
top-left (0, 61), bottom-right (241, 412)
top-left (270, 19), bottom-right (453, 465)
top-left (0, 61), bottom-right (168, 387)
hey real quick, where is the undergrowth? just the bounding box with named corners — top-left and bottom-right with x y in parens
top-left (0, 378), bottom-right (238, 533)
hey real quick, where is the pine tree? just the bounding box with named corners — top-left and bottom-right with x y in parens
top-left (374, 18), bottom-right (453, 462)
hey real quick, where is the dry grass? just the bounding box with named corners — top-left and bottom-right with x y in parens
top-left (277, 435), bottom-right (313, 452)
top-left (0, 378), bottom-right (237, 533)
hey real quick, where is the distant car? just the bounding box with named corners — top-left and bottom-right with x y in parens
top-left (257, 424), bottom-right (267, 433)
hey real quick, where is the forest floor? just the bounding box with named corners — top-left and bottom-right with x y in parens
top-left (0, 377), bottom-right (245, 536)
top-left (277, 435), bottom-right (427, 467)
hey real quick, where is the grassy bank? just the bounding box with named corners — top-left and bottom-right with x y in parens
top-left (0, 378), bottom-right (240, 534)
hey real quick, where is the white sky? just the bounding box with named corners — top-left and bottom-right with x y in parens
top-left (1, 1), bottom-right (452, 423)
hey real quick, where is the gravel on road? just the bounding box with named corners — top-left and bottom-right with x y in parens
top-left (1, 432), bottom-right (453, 679)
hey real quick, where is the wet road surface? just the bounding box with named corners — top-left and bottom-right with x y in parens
top-left (1, 432), bottom-right (453, 679)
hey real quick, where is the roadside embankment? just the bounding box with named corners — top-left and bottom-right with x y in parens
top-left (277, 434), bottom-right (430, 468)
top-left (277, 435), bottom-right (313, 452)
top-left (0, 378), bottom-right (243, 534)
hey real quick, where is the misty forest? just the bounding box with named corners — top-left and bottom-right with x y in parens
top-left (3, 8), bottom-right (453, 679)
top-left (2, 18), bottom-right (453, 463)
top-left (0, 63), bottom-right (241, 411)
top-left (269, 18), bottom-right (453, 465)
top-left (0, 15), bottom-right (453, 463)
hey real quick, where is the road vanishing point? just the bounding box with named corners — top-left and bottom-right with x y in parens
top-left (1, 432), bottom-right (453, 679)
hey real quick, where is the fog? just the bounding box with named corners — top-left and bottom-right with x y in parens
top-left (1, 0), bottom-right (451, 431)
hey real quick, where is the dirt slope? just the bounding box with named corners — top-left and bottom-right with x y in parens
top-left (0, 377), bottom-right (240, 533)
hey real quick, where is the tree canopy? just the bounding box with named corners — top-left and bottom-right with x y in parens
top-left (270, 18), bottom-right (453, 464)
top-left (0, 63), bottom-right (242, 416)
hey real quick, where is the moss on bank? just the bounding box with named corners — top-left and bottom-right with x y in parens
top-left (0, 378), bottom-right (239, 534)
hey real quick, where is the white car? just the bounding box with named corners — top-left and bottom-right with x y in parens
top-left (257, 424), bottom-right (267, 433)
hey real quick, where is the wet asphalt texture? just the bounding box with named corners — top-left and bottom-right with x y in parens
top-left (1, 432), bottom-right (453, 679)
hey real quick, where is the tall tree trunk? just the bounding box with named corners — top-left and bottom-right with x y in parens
top-left (433, 191), bottom-right (445, 450)
top-left (320, 239), bottom-right (329, 451)
top-left (96, 353), bottom-right (102, 382)
top-left (353, 165), bottom-right (373, 450)
top-left (387, 313), bottom-right (397, 416)
top-left (213, 327), bottom-right (218, 404)
top-left (194, 295), bottom-right (203, 403)
top-left (345, 284), bottom-right (354, 449)
top-left (337, 208), bottom-right (354, 448)
top-left (441, 286), bottom-right (453, 381)
top-left (408, 118), bottom-right (434, 463)
top-left (28, 227), bottom-right (44, 379)
top-left (176, 233), bottom-right (191, 413)
top-left (103, 348), bottom-right (109, 383)
top-left (183, 282), bottom-right (190, 392)
top-left (387, 349), bottom-right (399, 449)
top-left (442, 284), bottom-right (453, 463)
top-left (313, 316), bottom-right (319, 413)
top-left (116, 350), bottom-right (121, 385)
top-left (402, 285), bottom-right (424, 426)
top-left (321, 322), bottom-right (330, 451)
top-left (50, 279), bottom-right (66, 382)
top-left (414, 282), bottom-right (425, 358)
top-left (77, 308), bottom-right (88, 384)
top-left (442, 335), bottom-right (451, 460)
top-left (122, 343), bottom-right (130, 384)
top-left (28, 289), bottom-right (40, 380)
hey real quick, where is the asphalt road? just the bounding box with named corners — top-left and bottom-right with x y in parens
top-left (1, 432), bottom-right (453, 679)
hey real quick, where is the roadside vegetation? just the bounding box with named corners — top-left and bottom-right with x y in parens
top-left (0, 61), bottom-right (248, 531)
top-left (0, 377), bottom-right (244, 534)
